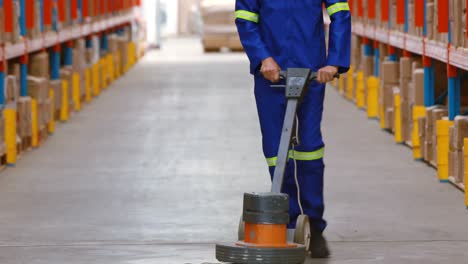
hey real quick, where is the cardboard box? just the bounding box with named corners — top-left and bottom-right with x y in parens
top-left (5, 75), bottom-right (19, 103)
top-left (450, 126), bottom-right (456, 152)
top-left (382, 61), bottom-right (400, 84)
top-left (29, 52), bottom-right (50, 79)
top-left (400, 57), bottom-right (413, 79)
top-left (412, 69), bottom-right (425, 105)
top-left (227, 35), bottom-right (243, 50)
top-left (449, 150), bottom-right (456, 178)
top-left (453, 116), bottom-right (468, 150)
top-left (50, 80), bottom-right (62, 112)
top-left (386, 108), bottom-right (394, 131)
top-left (17, 97), bottom-right (32, 138)
top-left (27, 76), bottom-right (49, 103)
top-left (401, 99), bottom-right (411, 141)
top-left (454, 151), bottom-right (464, 183)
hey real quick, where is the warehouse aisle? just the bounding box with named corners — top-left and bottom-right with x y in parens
top-left (0, 38), bottom-right (467, 264)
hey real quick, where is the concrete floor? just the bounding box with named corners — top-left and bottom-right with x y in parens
top-left (0, 38), bottom-right (467, 264)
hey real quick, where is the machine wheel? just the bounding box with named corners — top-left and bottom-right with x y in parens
top-left (238, 216), bottom-right (245, 241)
top-left (294, 215), bottom-right (311, 251)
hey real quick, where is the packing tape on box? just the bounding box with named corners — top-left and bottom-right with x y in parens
top-left (436, 120), bottom-right (454, 182)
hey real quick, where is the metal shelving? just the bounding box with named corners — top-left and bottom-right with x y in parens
top-left (3, 13), bottom-right (134, 60)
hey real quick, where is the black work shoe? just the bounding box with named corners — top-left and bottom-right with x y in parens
top-left (308, 228), bottom-right (330, 258)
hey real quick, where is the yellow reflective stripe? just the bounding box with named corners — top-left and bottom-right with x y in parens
top-left (265, 148), bottom-right (325, 167)
top-left (326, 2), bottom-right (350, 16)
top-left (235, 10), bottom-right (259, 23)
top-left (289, 148), bottom-right (325, 161)
top-left (266, 157), bottom-right (278, 167)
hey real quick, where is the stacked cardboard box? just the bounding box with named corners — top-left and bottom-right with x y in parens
top-left (60, 68), bottom-right (74, 110)
top-left (50, 80), bottom-right (63, 117)
top-left (424, 106), bottom-right (448, 164)
top-left (449, 116), bottom-right (468, 184)
top-left (200, 0), bottom-right (242, 51)
top-left (449, 0), bottom-right (465, 48)
top-left (29, 52), bottom-right (50, 79)
top-left (380, 60), bottom-right (400, 130)
top-left (27, 76), bottom-right (51, 133)
top-left (17, 97), bottom-right (32, 145)
top-left (399, 58), bottom-right (414, 142)
top-left (361, 55), bottom-right (374, 105)
top-left (5, 75), bottom-right (19, 104)
top-left (118, 37), bottom-right (129, 74)
top-left (73, 39), bottom-right (87, 98)
top-left (351, 35), bottom-right (361, 99)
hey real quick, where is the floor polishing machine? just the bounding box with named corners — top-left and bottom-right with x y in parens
top-left (216, 68), bottom-right (337, 264)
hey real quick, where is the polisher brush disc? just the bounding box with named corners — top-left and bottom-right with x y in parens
top-left (215, 243), bottom-right (306, 264)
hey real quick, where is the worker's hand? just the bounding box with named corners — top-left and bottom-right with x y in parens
top-left (317, 66), bottom-right (339, 83)
top-left (261, 57), bottom-right (281, 83)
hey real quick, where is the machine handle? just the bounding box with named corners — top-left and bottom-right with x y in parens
top-left (279, 71), bottom-right (339, 81)
top-left (272, 71), bottom-right (339, 88)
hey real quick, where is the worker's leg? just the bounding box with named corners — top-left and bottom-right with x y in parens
top-left (254, 75), bottom-right (301, 228)
top-left (289, 82), bottom-right (327, 232)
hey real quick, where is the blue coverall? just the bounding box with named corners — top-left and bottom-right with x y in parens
top-left (235, 0), bottom-right (351, 232)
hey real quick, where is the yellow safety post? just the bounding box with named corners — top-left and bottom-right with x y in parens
top-left (412, 106), bottom-right (426, 159)
top-left (394, 91), bottom-right (403, 143)
top-left (60, 80), bottom-right (69, 121)
top-left (346, 66), bottom-right (354, 100)
top-left (367, 77), bottom-right (379, 118)
top-left (31, 99), bottom-right (39, 147)
top-left (85, 68), bottom-right (91, 102)
top-left (92, 62), bottom-right (100, 96)
top-left (464, 138), bottom-right (468, 208)
top-left (128, 42), bottom-right (136, 67)
top-left (72, 72), bottom-right (81, 111)
top-left (436, 120), bottom-right (453, 182)
top-left (108, 54), bottom-right (114, 83)
top-left (48, 89), bottom-right (55, 133)
top-left (116, 52), bottom-right (122, 78)
top-left (103, 57), bottom-right (109, 88)
top-left (4, 108), bottom-right (17, 165)
top-left (356, 71), bottom-right (365, 109)
top-left (99, 58), bottom-right (106, 89)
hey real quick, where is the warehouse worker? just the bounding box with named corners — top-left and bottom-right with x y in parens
top-left (235, 0), bottom-right (351, 258)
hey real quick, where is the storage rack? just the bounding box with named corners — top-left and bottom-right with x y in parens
top-left (346, 0), bottom-right (468, 204)
top-left (0, 0), bottom-right (142, 167)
